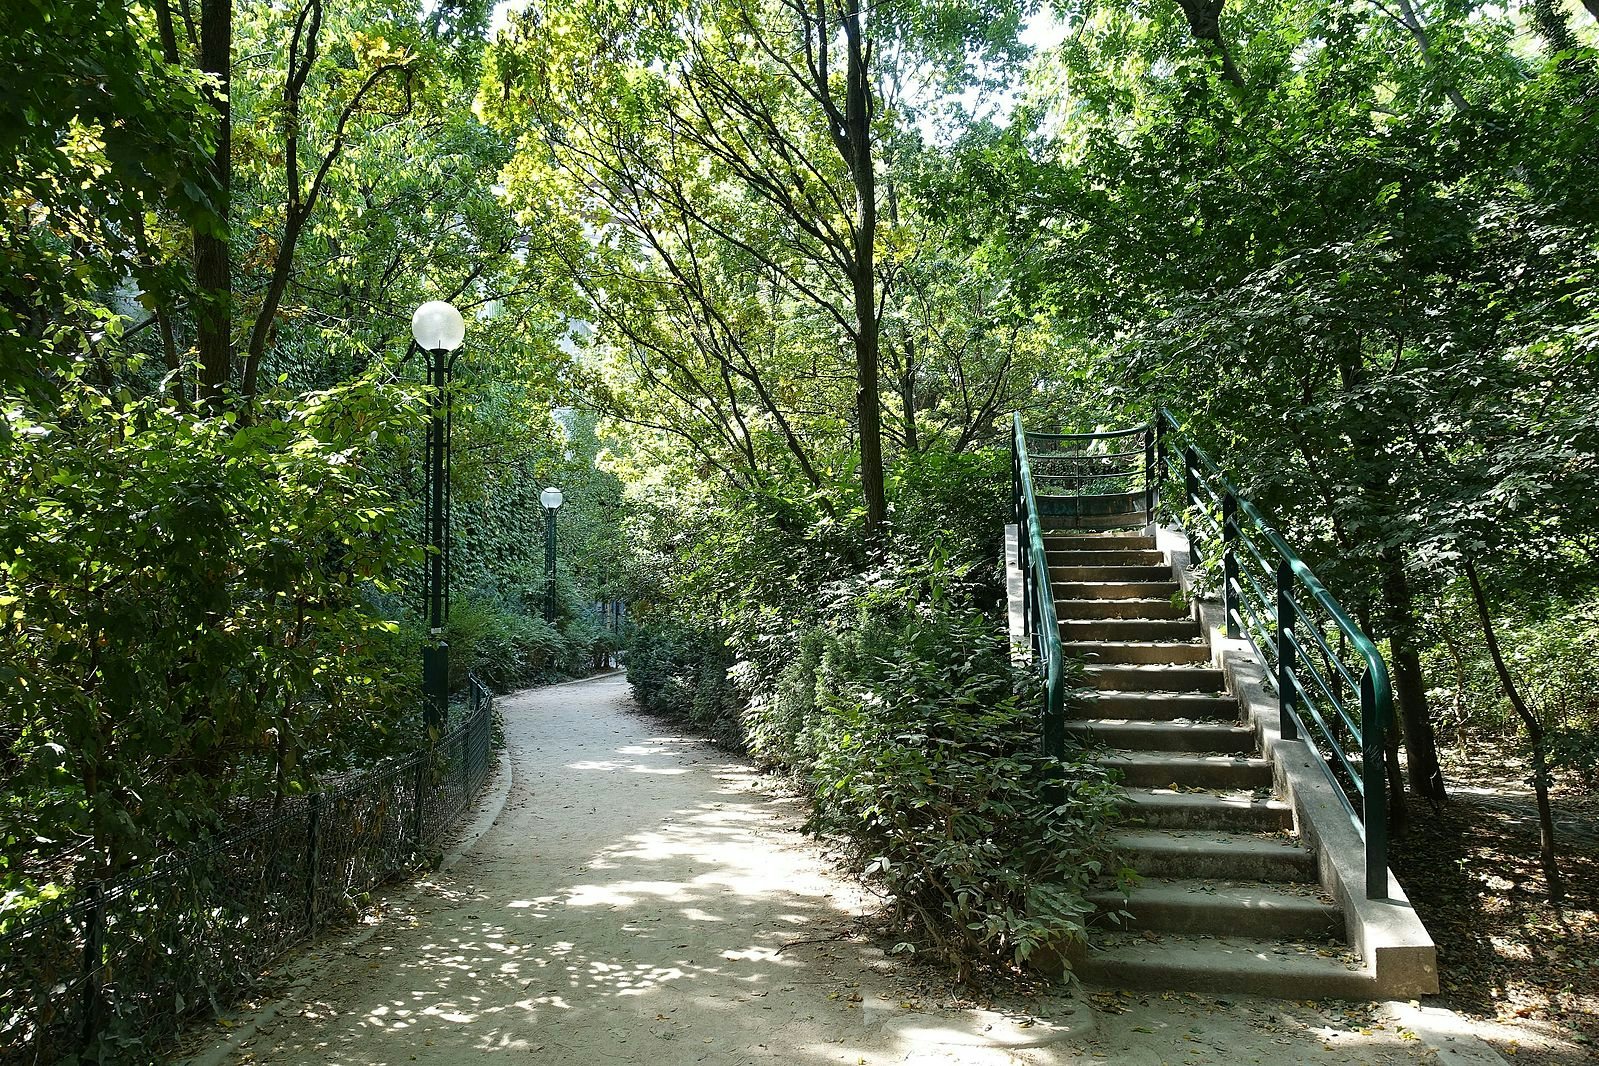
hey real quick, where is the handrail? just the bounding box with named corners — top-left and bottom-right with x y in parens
top-left (1025, 426), bottom-right (1149, 441)
top-left (1155, 409), bottom-right (1393, 899)
top-left (1012, 414), bottom-right (1067, 758)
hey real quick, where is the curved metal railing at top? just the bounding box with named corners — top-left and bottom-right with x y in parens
top-left (1012, 413), bottom-right (1069, 759)
top-left (1155, 409), bottom-right (1394, 900)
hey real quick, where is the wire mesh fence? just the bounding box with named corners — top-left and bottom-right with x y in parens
top-left (0, 678), bottom-right (497, 1066)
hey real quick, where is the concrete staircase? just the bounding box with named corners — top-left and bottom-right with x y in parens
top-left (1052, 529), bottom-right (1382, 997)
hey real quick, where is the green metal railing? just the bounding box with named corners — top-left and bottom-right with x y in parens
top-left (1155, 409), bottom-right (1393, 900)
top-left (1012, 414), bottom-right (1068, 758)
top-left (1012, 415), bottom-right (1158, 759)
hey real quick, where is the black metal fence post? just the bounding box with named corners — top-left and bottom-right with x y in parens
top-left (305, 794), bottom-right (323, 933)
top-left (1276, 559), bottom-right (1300, 741)
top-left (1182, 445), bottom-right (1202, 564)
top-left (413, 759), bottom-right (428, 853)
top-left (79, 880), bottom-right (105, 1059)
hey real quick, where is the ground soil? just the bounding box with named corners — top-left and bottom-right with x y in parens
top-left (1389, 747), bottom-right (1599, 1065)
top-left (183, 675), bottom-right (1490, 1066)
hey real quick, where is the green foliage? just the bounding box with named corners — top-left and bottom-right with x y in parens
top-left (1426, 601), bottom-right (1599, 792)
top-left (0, 374), bottom-right (425, 881)
top-left (0, 0), bottom-right (220, 392)
top-left (623, 447), bottom-right (1121, 975)
top-left (793, 598), bottom-right (1119, 973)
top-left (444, 586), bottom-right (621, 695)
top-left (625, 620), bottom-right (743, 748)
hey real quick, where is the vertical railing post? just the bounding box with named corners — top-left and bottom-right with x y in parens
top-left (1362, 671), bottom-right (1389, 899)
top-left (412, 759), bottom-right (428, 853)
top-left (1011, 428), bottom-right (1021, 527)
top-left (305, 793), bottom-right (323, 933)
top-left (1043, 678), bottom-right (1065, 762)
top-left (79, 880), bottom-right (105, 1057)
top-left (1222, 493), bottom-right (1241, 640)
top-left (1276, 560), bottom-right (1300, 741)
top-left (1182, 445), bottom-right (1202, 564)
top-left (1142, 426), bottom-right (1156, 524)
top-left (1153, 414), bottom-right (1166, 500)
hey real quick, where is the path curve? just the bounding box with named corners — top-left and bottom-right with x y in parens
top-left (192, 674), bottom-right (1491, 1066)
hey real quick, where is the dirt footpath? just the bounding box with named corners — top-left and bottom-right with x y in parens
top-left (187, 674), bottom-right (1500, 1066)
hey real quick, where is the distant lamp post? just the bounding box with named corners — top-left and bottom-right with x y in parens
top-left (412, 300), bottom-right (466, 732)
top-left (540, 485), bottom-right (564, 624)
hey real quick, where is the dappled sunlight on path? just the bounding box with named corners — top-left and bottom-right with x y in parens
top-left (203, 676), bottom-right (1057, 1065)
top-left (192, 675), bottom-right (1473, 1066)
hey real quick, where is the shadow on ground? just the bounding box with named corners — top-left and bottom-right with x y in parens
top-left (197, 678), bottom-right (1476, 1066)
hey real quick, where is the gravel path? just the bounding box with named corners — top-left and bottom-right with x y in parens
top-left (188, 673), bottom-right (1500, 1066)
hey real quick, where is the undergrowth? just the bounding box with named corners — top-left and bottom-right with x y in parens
top-left (626, 547), bottom-right (1122, 981)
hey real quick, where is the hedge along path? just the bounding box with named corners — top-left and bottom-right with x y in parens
top-left (191, 673), bottom-right (1470, 1066)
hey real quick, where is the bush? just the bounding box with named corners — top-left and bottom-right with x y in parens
top-left (443, 598), bottom-right (570, 692)
top-left (626, 620), bottom-right (744, 748)
top-left (621, 450), bottom-right (1124, 978)
top-left (0, 377), bottom-right (423, 881)
top-left (780, 594), bottom-right (1120, 977)
top-left (628, 557), bottom-right (1122, 977)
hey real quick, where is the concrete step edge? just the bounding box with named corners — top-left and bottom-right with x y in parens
top-left (1067, 937), bottom-right (1376, 997)
top-left (1085, 881), bottom-right (1343, 919)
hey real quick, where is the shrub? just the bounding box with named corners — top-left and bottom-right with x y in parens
top-left (792, 596), bottom-right (1120, 978)
top-left (628, 560), bottom-right (1122, 978)
top-left (0, 378), bottom-right (424, 879)
top-left (443, 598), bottom-right (570, 692)
top-left (626, 619), bottom-right (744, 747)
top-left (621, 451), bottom-right (1124, 978)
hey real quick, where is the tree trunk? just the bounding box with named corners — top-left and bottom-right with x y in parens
top-left (901, 336), bottom-right (919, 456)
top-left (1171, 0), bottom-right (1245, 88)
top-left (1391, 0), bottom-right (1470, 112)
top-left (1531, 0), bottom-right (1579, 53)
top-left (1463, 560), bottom-right (1563, 902)
top-left (840, 0), bottom-right (885, 530)
top-left (1381, 548), bottom-right (1448, 805)
top-left (193, 0), bottom-right (232, 408)
top-left (1384, 713), bottom-right (1410, 836)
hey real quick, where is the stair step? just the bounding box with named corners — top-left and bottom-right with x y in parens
top-left (1103, 751), bottom-right (1273, 789)
top-left (1084, 664), bottom-right (1224, 691)
top-left (1120, 788), bottom-right (1293, 830)
top-left (1050, 565), bottom-right (1173, 583)
top-left (1059, 618), bottom-right (1200, 641)
top-left (1069, 933), bottom-right (1373, 997)
top-left (1038, 492), bottom-right (1146, 517)
top-left (1088, 879), bottom-right (1344, 939)
top-left (1114, 829), bottom-right (1317, 882)
top-left (1044, 533), bottom-right (1155, 551)
top-left (1057, 599), bottom-right (1188, 621)
top-left (1053, 581), bottom-right (1180, 600)
top-left (1063, 641), bottom-right (1210, 665)
top-left (1041, 514), bottom-right (1149, 532)
top-left (1069, 719), bottom-right (1255, 753)
top-left (1046, 549), bottom-right (1167, 567)
top-left (1083, 691), bottom-right (1238, 719)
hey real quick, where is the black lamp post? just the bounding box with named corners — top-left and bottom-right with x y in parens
top-left (540, 485), bottom-right (564, 624)
top-left (412, 300), bottom-right (465, 732)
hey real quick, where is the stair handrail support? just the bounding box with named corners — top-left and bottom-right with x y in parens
top-left (1155, 409), bottom-right (1394, 901)
top-left (1012, 413), bottom-right (1067, 760)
